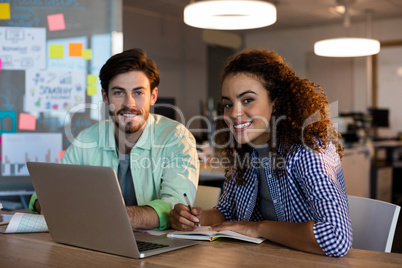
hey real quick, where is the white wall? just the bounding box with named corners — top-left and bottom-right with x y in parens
top-left (123, 6), bottom-right (207, 130)
top-left (245, 17), bottom-right (402, 116)
top-left (122, 8), bottom-right (402, 136)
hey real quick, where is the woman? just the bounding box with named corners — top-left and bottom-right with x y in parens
top-left (170, 48), bottom-right (352, 257)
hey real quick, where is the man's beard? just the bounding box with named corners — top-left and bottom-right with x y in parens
top-left (109, 107), bottom-right (149, 134)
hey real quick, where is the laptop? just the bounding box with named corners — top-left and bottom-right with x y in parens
top-left (26, 162), bottom-right (198, 258)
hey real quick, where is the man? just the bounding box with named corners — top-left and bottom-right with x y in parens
top-left (29, 48), bottom-right (199, 230)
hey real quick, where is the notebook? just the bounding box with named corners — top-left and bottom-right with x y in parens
top-left (26, 162), bottom-right (198, 258)
top-left (167, 225), bottom-right (265, 244)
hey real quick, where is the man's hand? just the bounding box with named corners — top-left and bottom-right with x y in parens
top-left (34, 200), bottom-right (43, 214)
top-left (126, 206), bottom-right (160, 229)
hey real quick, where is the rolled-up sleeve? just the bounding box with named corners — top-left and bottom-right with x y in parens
top-left (295, 146), bottom-right (352, 257)
top-left (143, 199), bottom-right (172, 230)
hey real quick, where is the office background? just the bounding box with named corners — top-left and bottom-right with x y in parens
top-left (0, 0), bottom-right (401, 253)
top-left (122, 0), bottom-right (402, 202)
top-left (122, 0), bottom-right (402, 137)
top-left (121, 1), bottom-right (402, 252)
top-left (0, 0), bottom-right (401, 198)
top-left (0, 0), bottom-right (120, 193)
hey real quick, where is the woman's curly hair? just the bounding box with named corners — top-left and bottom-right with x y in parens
top-left (214, 48), bottom-right (343, 185)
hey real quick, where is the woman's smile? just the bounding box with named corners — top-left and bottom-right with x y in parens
top-left (233, 121), bottom-right (252, 132)
top-left (221, 73), bottom-right (274, 146)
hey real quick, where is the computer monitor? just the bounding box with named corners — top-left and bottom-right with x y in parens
top-left (152, 97), bottom-right (176, 120)
top-left (369, 108), bottom-right (389, 128)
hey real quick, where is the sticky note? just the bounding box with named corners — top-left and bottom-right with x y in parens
top-left (69, 43), bottom-right (83, 57)
top-left (87, 74), bottom-right (97, 85)
top-left (0, 58), bottom-right (2, 72)
top-left (82, 49), bottom-right (92, 60)
top-left (87, 86), bottom-right (97, 96)
top-left (47, 13), bottom-right (66, 31)
top-left (18, 113), bottom-right (36, 131)
top-left (0, 3), bottom-right (11, 20)
top-left (59, 150), bottom-right (65, 162)
top-left (49, 44), bottom-right (64, 58)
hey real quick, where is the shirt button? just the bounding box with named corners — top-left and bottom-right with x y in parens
top-left (273, 199), bottom-right (277, 204)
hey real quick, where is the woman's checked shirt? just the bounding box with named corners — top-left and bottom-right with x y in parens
top-left (215, 143), bottom-right (352, 257)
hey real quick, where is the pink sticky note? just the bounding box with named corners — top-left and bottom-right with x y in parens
top-left (18, 113), bottom-right (37, 131)
top-left (0, 58), bottom-right (2, 72)
top-left (59, 150), bottom-right (66, 162)
top-left (47, 13), bottom-right (66, 31)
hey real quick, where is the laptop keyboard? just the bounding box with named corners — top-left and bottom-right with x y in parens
top-left (136, 240), bottom-right (169, 252)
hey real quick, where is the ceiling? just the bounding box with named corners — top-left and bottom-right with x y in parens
top-left (123, 0), bottom-right (402, 32)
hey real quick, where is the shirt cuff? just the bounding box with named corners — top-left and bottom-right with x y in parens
top-left (29, 192), bottom-right (39, 214)
top-left (143, 199), bottom-right (171, 230)
top-left (313, 222), bottom-right (351, 257)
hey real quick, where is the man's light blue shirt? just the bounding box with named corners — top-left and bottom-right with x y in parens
top-left (30, 114), bottom-right (199, 230)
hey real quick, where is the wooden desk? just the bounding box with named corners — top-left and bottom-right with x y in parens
top-left (372, 140), bottom-right (402, 166)
top-left (371, 141), bottom-right (402, 202)
top-left (1, 232), bottom-right (401, 267)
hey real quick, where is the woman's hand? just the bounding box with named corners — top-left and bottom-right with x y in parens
top-left (212, 220), bottom-right (324, 255)
top-left (170, 203), bottom-right (202, 231)
top-left (210, 220), bottom-right (261, 238)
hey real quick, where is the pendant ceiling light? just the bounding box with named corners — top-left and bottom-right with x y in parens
top-left (314, 0), bottom-right (380, 57)
top-left (183, 0), bottom-right (277, 30)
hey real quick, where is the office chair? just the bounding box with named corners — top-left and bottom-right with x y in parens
top-left (194, 185), bottom-right (221, 209)
top-left (348, 195), bottom-right (401, 252)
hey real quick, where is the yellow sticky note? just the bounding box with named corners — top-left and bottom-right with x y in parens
top-left (0, 3), bottom-right (11, 20)
top-left (49, 44), bottom-right (64, 58)
top-left (87, 74), bottom-right (97, 85)
top-left (82, 49), bottom-right (92, 60)
top-left (69, 43), bottom-right (83, 57)
top-left (87, 86), bottom-right (97, 96)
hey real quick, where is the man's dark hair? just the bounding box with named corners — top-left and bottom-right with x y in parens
top-left (99, 48), bottom-right (160, 95)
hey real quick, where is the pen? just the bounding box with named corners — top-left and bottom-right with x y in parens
top-left (0, 221), bottom-right (10, 226)
top-left (183, 193), bottom-right (199, 227)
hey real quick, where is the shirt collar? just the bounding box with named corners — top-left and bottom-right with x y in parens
top-left (134, 114), bottom-right (154, 150)
top-left (98, 120), bottom-right (116, 151)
